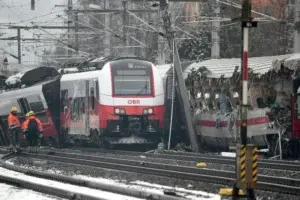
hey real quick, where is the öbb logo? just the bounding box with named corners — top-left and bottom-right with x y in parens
top-left (128, 100), bottom-right (140, 104)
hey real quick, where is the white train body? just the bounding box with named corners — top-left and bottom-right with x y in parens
top-left (60, 58), bottom-right (165, 144)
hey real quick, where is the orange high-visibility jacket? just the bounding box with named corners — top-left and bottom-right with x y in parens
top-left (8, 113), bottom-right (21, 128)
top-left (22, 116), bottom-right (43, 132)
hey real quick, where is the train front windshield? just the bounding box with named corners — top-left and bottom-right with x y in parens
top-left (111, 62), bottom-right (152, 96)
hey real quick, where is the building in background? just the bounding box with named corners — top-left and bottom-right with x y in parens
top-left (184, 2), bottom-right (201, 21)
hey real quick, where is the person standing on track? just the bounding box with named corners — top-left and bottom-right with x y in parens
top-left (22, 111), bottom-right (43, 153)
top-left (7, 107), bottom-right (21, 151)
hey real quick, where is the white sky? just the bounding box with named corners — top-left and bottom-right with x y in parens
top-left (0, 0), bottom-right (76, 65)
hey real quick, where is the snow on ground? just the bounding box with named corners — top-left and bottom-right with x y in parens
top-left (5, 160), bottom-right (220, 200)
top-left (220, 152), bottom-right (236, 158)
top-left (0, 166), bottom-right (142, 200)
top-left (73, 176), bottom-right (221, 200)
top-left (0, 183), bottom-right (64, 200)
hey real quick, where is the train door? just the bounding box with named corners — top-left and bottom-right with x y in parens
top-left (292, 94), bottom-right (300, 139)
top-left (292, 78), bottom-right (300, 140)
top-left (89, 79), bottom-right (98, 128)
top-left (84, 80), bottom-right (90, 136)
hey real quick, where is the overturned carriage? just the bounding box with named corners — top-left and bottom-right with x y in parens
top-left (183, 54), bottom-right (300, 157)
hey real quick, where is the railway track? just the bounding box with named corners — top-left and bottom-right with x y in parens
top-left (0, 153), bottom-right (187, 200)
top-left (15, 150), bottom-right (300, 195)
top-left (2, 147), bottom-right (300, 171)
top-left (40, 147), bottom-right (300, 171)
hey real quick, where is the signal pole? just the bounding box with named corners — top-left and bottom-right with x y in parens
top-left (230, 1), bottom-right (258, 199)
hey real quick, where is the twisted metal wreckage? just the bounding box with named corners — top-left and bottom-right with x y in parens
top-left (185, 54), bottom-right (300, 158)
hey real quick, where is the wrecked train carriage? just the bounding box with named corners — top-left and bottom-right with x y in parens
top-left (186, 55), bottom-right (293, 153)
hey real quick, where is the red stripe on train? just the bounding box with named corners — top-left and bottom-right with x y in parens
top-left (197, 116), bottom-right (269, 127)
top-left (61, 104), bottom-right (165, 129)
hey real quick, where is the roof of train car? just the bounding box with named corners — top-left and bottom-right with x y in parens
top-left (60, 70), bottom-right (102, 82)
top-left (109, 58), bottom-right (153, 66)
top-left (0, 79), bottom-right (56, 100)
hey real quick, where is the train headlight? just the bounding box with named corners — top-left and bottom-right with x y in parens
top-left (143, 109), bottom-right (148, 114)
top-left (115, 108), bottom-right (120, 114)
top-left (143, 108), bottom-right (153, 115)
top-left (114, 108), bottom-right (126, 115)
top-left (148, 108), bottom-right (153, 114)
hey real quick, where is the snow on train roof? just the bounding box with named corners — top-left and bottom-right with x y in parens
top-left (157, 54), bottom-right (293, 79)
top-left (60, 70), bottom-right (102, 82)
top-left (185, 54), bottom-right (292, 79)
top-left (273, 53), bottom-right (300, 71)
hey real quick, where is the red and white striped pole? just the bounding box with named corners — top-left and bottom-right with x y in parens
top-left (232, 1), bottom-right (257, 199)
top-left (241, 25), bottom-right (249, 145)
top-left (240, 0), bottom-right (254, 146)
top-left (242, 27), bottom-right (249, 107)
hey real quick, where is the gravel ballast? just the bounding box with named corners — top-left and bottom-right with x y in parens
top-left (6, 155), bottom-right (300, 200)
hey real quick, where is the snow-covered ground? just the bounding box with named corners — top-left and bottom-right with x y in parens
top-left (72, 175), bottom-right (220, 200)
top-left (5, 160), bottom-right (221, 200)
top-left (0, 166), bottom-right (143, 200)
top-left (0, 183), bottom-right (64, 200)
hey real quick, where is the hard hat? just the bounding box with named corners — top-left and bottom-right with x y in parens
top-left (26, 112), bottom-right (30, 117)
top-left (28, 111), bottom-right (35, 116)
top-left (11, 107), bottom-right (18, 112)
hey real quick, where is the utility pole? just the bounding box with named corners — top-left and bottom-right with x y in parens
top-left (68, 0), bottom-right (73, 59)
top-left (158, 8), bottom-right (166, 65)
top-left (294, 0), bottom-right (300, 53)
top-left (159, 0), bottom-right (199, 152)
top-left (2, 26), bottom-right (84, 64)
top-left (17, 28), bottom-right (21, 64)
top-left (230, 1), bottom-right (258, 199)
top-left (75, 13), bottom-right (79, 55)
top-left (122, 1), bottom-right (129, 55)
top-left (104, 0), bottom-right (110, 57)
top-left (211, 0), bottom-right (220, 59)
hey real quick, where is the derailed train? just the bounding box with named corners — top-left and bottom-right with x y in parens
top-left (0, 58), bottom-right (165, 147)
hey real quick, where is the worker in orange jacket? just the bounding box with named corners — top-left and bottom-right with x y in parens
top-left (7, 107), bottom-right (21, 151)
top-left (22, 111), bottom-right (43, 152)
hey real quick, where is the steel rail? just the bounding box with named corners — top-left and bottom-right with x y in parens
top-left (20, 151), bottom-right (300, 195)
top-left (2, 147), bottom-right (300, 171)
top-left (31, 151), bottom-right (300, 187)
top-left (0, 153), bottom-right (187, 200)
top-left (38, 147), bottom-right (300, 171)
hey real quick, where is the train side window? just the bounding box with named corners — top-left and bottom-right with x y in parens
top-left (71, 98), bottom-right (84, 120)
top-left (61, 90), bottom-right (68, 112)
top-left (95, 80), bottom-right (99, 100)
top-left (90, 87), bottom-right (95, 110)
top-left (27, 95), bottom-right (44, 113)
top-left (27, 95), bottom-right (48, 123)
top-left (17, 98), bottom-right (30, 114)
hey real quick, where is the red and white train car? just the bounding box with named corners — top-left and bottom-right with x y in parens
top-left (60, 58), bottom-right (165, 145)
top-left (0, 67), bottom-right (60, 146)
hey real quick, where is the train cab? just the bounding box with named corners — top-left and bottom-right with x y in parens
top-left (99, 58), bottom-right (165, 144)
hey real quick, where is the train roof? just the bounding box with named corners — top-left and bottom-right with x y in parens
top-left (60, 70), bottom-right (102, 82)
top-left (0, 78), bottom-right (57, 100)
top-left (109, 58), bottom-right (152, 65)
top-left (5, 67), bottom-right (60, 87)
